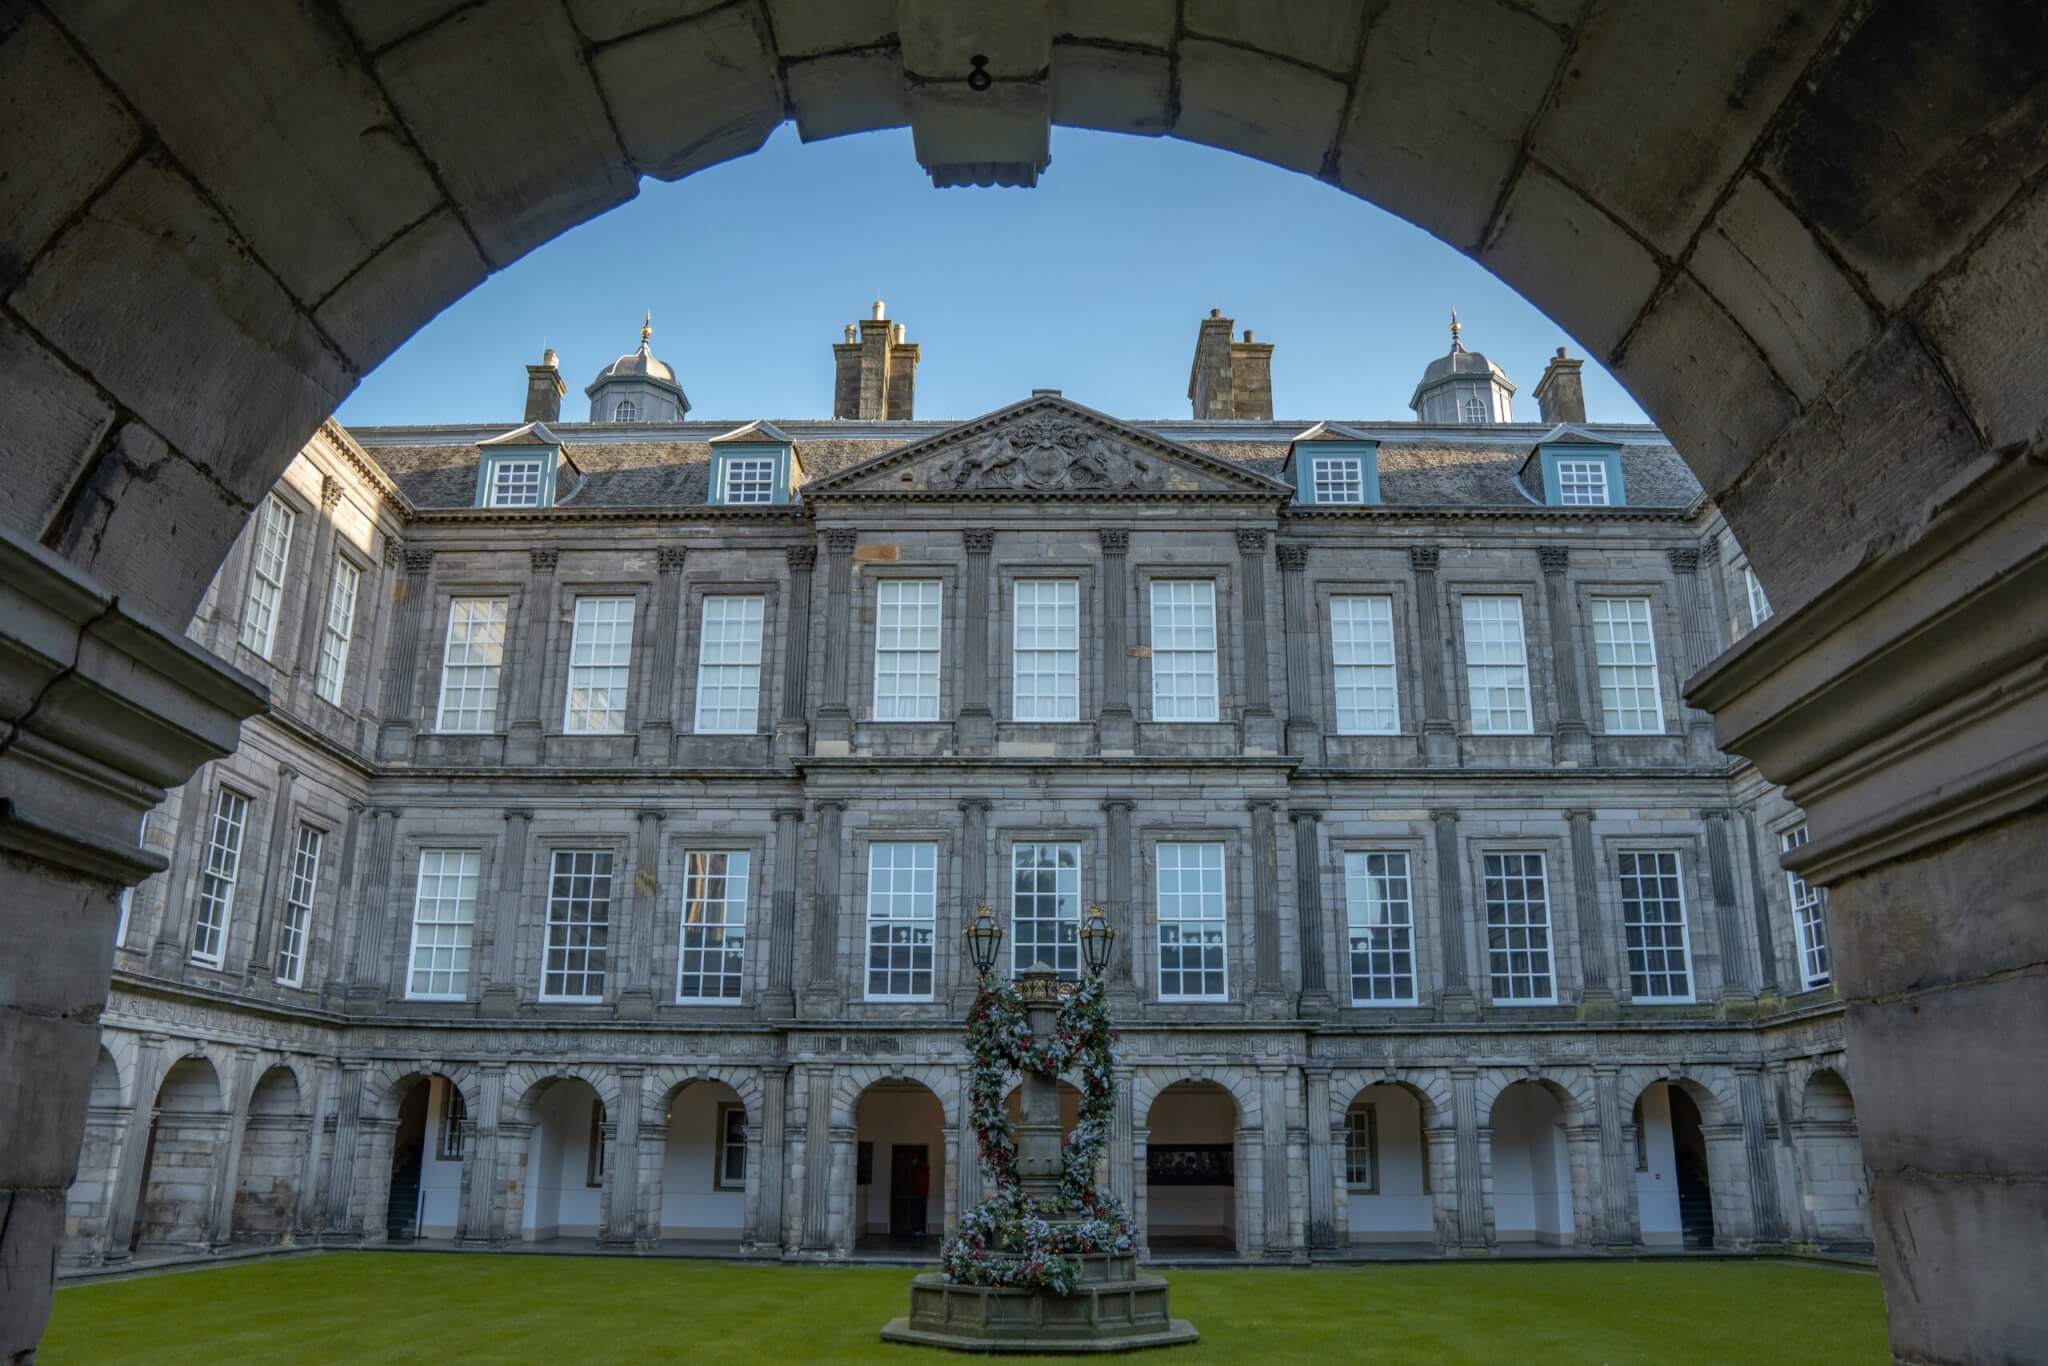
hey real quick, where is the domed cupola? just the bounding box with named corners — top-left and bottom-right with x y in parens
top-left (1409, 309), bottom-right (1515, 424)
top-left (586, 311), bottom-right (689, 423)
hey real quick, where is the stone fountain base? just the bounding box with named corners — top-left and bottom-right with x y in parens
top-left (880, 1253), bottom-right (1198, 1354)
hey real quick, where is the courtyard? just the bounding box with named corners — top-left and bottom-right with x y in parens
top-left (41, 1255), bottom-right (1885, 1364)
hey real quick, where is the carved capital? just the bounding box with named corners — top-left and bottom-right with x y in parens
top-left (1100, 797), bottom-right (1135, 815)
top-left (772, 806), bottom-right (805, 823)
top-left (1235, 527), bottom-right (1268, 556)
top-left (785, 544), bottom-right (818, 572)
top-left (813, 798), bottom-right (848, 815)
top-left (1538, 545), bottom-right (1570, 575)
top-left (1276, 542), bottom-right (1310, 572)
top-left (1099, 528), bottom-right (1130, 555)
top-left (962, 528), bottom-right (996, 555)
top-left (502, 808), bottom-right (534, 823)
top-left (319, 475), bottom-right (344, 511)
top-left (529, 548), bottom-right (558, 574)
top-left (1667, 547), bottom-right (1701, 575)
top-left (1563, 808), bottom-right (1594, 823)
top-left (825, 529), bottom-right (859, 555)
top-left (1409, 545), bottom-right (1440, 573)
top-left (1289, 807), bottom-right (1322, 824)
top-left (1698, 536), bottom-right (1722, 566)
top-left (403, 549), bottom-right (434, 576)
top-left (638, 808), bottom-right (667, 825)
top-left (958, 797), bottom-right (992, 816)
top-left (382, 539), bottom-right (403, 569)
top-left (656, 547), bottom-right (687, 573)
top-left (1429, 808), bottom-right (1459, 824)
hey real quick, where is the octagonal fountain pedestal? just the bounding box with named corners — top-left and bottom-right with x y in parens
top-left (880, 1252), bottom-right (1198, 1354)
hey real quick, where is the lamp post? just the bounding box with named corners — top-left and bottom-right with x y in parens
top-left (964, 903), bottom-right (1003, 982)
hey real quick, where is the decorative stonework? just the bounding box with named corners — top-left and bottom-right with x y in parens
top-left (403, 549), bottom-right (434, 576)
top-left (320, 475), bottom-right (344, 511)
top-left (656, 547), bottom-right (687, 572)
top-left (825, 528), bottom-right (859, 554)
top-left (1276, 543), bottom-right (1310, 571)
top-left (1235, 528), bottom-right (1267, 555)
top-left (528, 548), bottom-right (558, 573)
top-left (1668, 547), bottom-right (1701, 574)
top-left (962, 527), bottom-right (997, 554)
top-left (932, 416), bottom-right (1168, 492)
top-left (1539, 545), bottom-right (1571, 574)
top-left (1410, 545), bottom-right (1440, 572)
top-left (785, 544), bottom-right (817, 571)
top-left (1099, 528), bottom-right (1129, 554)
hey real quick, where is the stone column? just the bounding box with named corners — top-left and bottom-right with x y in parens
top-left (1109, 1069), bottom-right (1136, 1213)
top-left (1740, 806), bottom-right (1780, 996)
top-left (800, 1066), bottom-right (834, 1250)
top-left (321, 1062), bottom-right (369, 1243)
top-left (764, 808), bottom-right (803, 1016)
top-left (1539, 545), bottom-right (1593, 765)
top-left (1450, 1068), bottom-right (1485, 1250)
top-left (477, 808), bottom-right (530, 1019)
top-left (244, 762), bottom-right (300, 980)
top-left (637, 547), bottom-right (686, 765)
top-left (1703, 808), bottom-right (1756, 1013)
top-left (1249, 799), bottom-right (1288, 1018)
top-left (614, 810), bottom-right (663, 1019)
top-left (1433, 810), bottom-right (1477, 1018)
top-left (1258, 1065), bottom-right (1293, 1258)
top-left (506, 547), bottom-right (557, 765)
top-left (101, 1034), bottom-right (168, 1261)
top-left (294, 1058), bottom-right (334, 1237)
top-left (1292, 808), bottom-right (1331, 1017)
top-left (955, 1083), bottom-right (982, 1217)
top-left (1593, 1067), bottom-right (1635, 1248)
top-left (1735, 1065), bottom-right (1783, 1246)
top-left (753, 1065), bottom-right (789, 1251)
top-left (1410, 546), bottom-right (1458, 765)
top-left (802, 800), bottom-right (847, 1014)
top-left (1304, 1066), bottom-right (1337, 1248)
top-left (458, 1065), bottom-right (505, 1245)
top-left (376, 547), bottom-right (434, 759)
top-left (321, 802), bottom-right (364, 1007)
top-left (602, 1068), bottom-right (644, 1245)
top-left (208, 1048), bottom-right (259, 1247)
top-left (953, 798), bottom-right (991, 1010)
top-left (1567, 809), bottom-right (1617, 1018)
top-left (345, 807), bottom-right (400, 1010)
top-left (1277, 542), bottom-right (1321, 760)
top-left (959, 528), bottom-right (995, 754)
top-left (814, 529), bottom-right (859, 749)
top-left (289, 475), bottom-right (345, 699)
top-left (1101, 797), bottom-right (1139, 1002)
top-left (1668, 547), bottom-right (1720, 760)
top-left (775, 544), bottom-right (818, 759)
top-left (1236, 529), bottom-right (1278, 752)
top-left (1097, 528), bottom-right (1135, 753)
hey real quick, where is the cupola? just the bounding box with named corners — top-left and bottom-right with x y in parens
top-left (586, 311), bottom-right (688, 422)
top-left (1409, 310), bottom-right (1515, 424)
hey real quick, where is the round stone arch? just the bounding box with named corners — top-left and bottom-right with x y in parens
top-left (506, 1064), bottom-right (622, 1124)
top-left (249, 1054), bottom-right (317, 1115)
top-left (359, 1061), bottom-right (485, 1125)
top-left (1130, 1066), bottom-right (1262, 1132)
top-left (643, 1064), bottom-right (765, 1126)
top-left (1795, 1060), bottom-right (1856, 1115)
top-left (90, 1041), bottom-right (130, 1111)
top-left (1617, 1068), bottom-right (1736, 1129)
top-left (1620, 1068), bottom-right (1750, 1249)
top-left (829, 1064), bottom-right (960, 1132)
top-left (1476, 1070), bottom-right (1593, 1128)
top-left (1328, 1070), bottom-right (1447, 1130)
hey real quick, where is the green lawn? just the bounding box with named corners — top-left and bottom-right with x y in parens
top-left (42, 1254), bottom-right (1886, 1364)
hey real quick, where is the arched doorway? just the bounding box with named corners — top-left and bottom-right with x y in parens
top-left (134, 1054), bottom-right (224, 1250)
top-left (853, 1081), bottom-right (946, 1252)
top-left (517, 1077), bottom-right (607, 1243)
top-left (67, 1048), bottom-right (127, 1260)
top-left (1487, 1081), bottom-right (1574, 1247)
top-left (1341, 1083), bottom-right (1435, 1247)
top-left (380, 1074), bottom-right (466, 1242)
top-left (1797, 1070), bottom-right (1870, 1251)
top-left (231, 1065), bottom-right (304, 1243)
top-left (1144, 1082), bottom-right (1240, 1257)
top-left (1633, 1081), bottom-right (1717, 1249)
top-left (658, 1080), bottom-right (748, 1246)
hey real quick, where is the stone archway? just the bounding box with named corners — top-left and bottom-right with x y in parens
top-left (4, 6), bottom-right (2046, 1360)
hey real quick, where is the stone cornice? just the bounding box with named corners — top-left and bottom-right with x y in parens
top-left (1282, 504), bottom-right (1692, 523)
top-left (410, 504), bottom-right (805, 525)
top-left (318, 419), bottom-right (414, 523)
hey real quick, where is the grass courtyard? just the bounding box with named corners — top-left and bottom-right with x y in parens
top-left (41, 1254), bottom-right (1887, 1364)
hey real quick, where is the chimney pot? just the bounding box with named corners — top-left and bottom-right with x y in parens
top-left (1209, 307), bottom-right (1221, 318)
top-left (1243, 329), bottom-right (1254, 342)
top-left (872, 299), bottom-right (886, 321)
top-left (893, 322), bottom-right (905, 344)
top-left (541, 348), bottom-right (558, 369)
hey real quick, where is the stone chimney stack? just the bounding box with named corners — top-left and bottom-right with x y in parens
top-left (1187, 309), bottom-right (1275, 420)
top-left (1533, 346), bottom-right (1587, 425)
top-left (833, 300), bottom-right (919, 419)
top-left (524, 348), bottom-right (566, 423)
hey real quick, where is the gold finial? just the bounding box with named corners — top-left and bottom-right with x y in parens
top-left (1449, 307), bottom-right (1463, 352)
top-left (640, 310), bottom-right (652, 347)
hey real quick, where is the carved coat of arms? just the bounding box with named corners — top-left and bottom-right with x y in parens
top-left (931, 416), bottom-right (1167, 492)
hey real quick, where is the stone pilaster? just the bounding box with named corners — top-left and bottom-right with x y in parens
top-left (775, 544), bottom-right (817, 759)
top-left (322, 802), bottom-right (365, 1007)
top-left (345, 807), bottom-right (400, 1011)
top-left (295, 1058), bottom-right (335, 1237)
top-left (802, 800), bottom-right (847, 1014)
top-left (1668, 547), bottom-right (1719, 760)
top-left (376, 547), bottom-right (434, 759)
top-left (615, 810), bottom-right (663, 1019)
top-left (506, 547), bottom-right (556, 765)
top-left (1593, 1066), bottom-right (1636, 1248)
top-left (814, 529), bottom-right (858, 750)
top-left (1304, 1067), bottom-right (1337, 1248)
top-left (1291, 807), bottom-right (1331, 1017)
top-left (1736, 1065), bottom-right (1783, 1247)
top-left (763, 808), bottom-right (803, 1016)
top-left (100, 1034), bottom-right (168, 1261)
top-left (1539, 545), bottom-right (1593, 765)
top-left (1740, 806), bottom-right (1780, 996)
top-left (1236, 528), bottom-right (1278, 752)
top-left (289, 474), bottom-right (345, 701)
top-left (601, 1068), bottom-right (644, 1245)
top-left (800, 1066), bottom-right (834, 1250)
top-left (1433, 810), bottom-right (1477, 1018)
top-left (459, 1064), bottom-right (506, 1245)
top-left (1703, 808), bottom-right (1757, 1014)
top-left (208, 1048), bottom-right (259, 1247)
top-left (1101, 797), bottom-right (1139, 1005)
top-left (637, 547), bottom-right (685, 765)
top-left (1248, 799), bottom-right (1288, 1018)
top-left (477, 807), bottom-right (530, 1019)
top-left (321, 1061), bottom-right (369, 1243)
top-left (1097, 528), bottom-right (1134, 753)
top-left (1567, 809), bottom-right (1616, 1019)
top-left (958, 528), bottom-right (995, 754)
top-left (1109, 1068), bottom-right (1136, 1213)
top-left (1258, 1066), bottom-right (1292, 1258)
top-left (244, 762), bottom-right (300, 980)
top-left (1277, 542), bottom-right (1321, 760)
top-left (1410, 545), bottom-right (1457, 764)
top-left (1451, 1068), bottom-right (1485, 1250)
top-left (953, 798), bottom-right (991, 1009)
top-left (752, 1065), bottom-right (789, 1251)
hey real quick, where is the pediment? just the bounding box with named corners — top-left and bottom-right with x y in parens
top-left (804, 397), bottom-right (1293, 498)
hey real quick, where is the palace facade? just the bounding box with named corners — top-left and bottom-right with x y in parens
top-left (64, 310), bottom-right (1867, 1266)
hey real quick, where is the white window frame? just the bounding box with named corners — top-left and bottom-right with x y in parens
top-left (274, 824), bottom-right (324, 988)
top-left (614, 400), bottom-right (638, 422)
top-left (563, 596), bottom-right (635, 735)
top-left (864, 842), bottom-right (938, 1002)
top-left (314, 556), bottom-right (360, 705)
top-left (1482, 852), bottom-right (1555, 1003)
top-left (1311, 455), bottom-right (1364, 504)
top-left (116, 810), bottom-right (149, 948)
top-left (190, 788), bottom-right (250, 966)
top-left (238, 495), bottom-right (296, 658)
top-left (1150, 580), bottom-right (1219, 723)
top-left (1155, 842), bottom-right (1227, 1002)
top-left (1330, 595), bottom-right (1400, 735)
top-left (1617, 849), bottom-right (1692, 1003)
top-left (1010, 842), bottom-right (1081, 981)
top-left (1461, 596), bottom-right (1533, 734)
top-left (1745, 566), bottom-right (1773, 629)
top-left (435, 597), bottom-right (509, 733)
top-left (1781, 825), bottom-right (1831, 989)
top-left (1459, 395), bottom-right (1488, 424)
top-left (675, 849), bottom-right (750, 1004)
top-left (721, 456), bottom-right (777, 505)
top-left (873, 580), bottom-right (943, 722)
top-left (1012, 579), bottom-right (1080, 722)
top-left (1590, 596), bottom-right (1665, 734)
top-left (1555, 459), bottom-right (1610, 506)
top-left (405, 849), bottom-right (481, 1001)
top-left (484, 456), bottom-right (547, 508)
top-left (1343, 850), bottom-right (1416, 1005)
top-left (541, 848), bottom-right (613, 1003)
top-left (714, 1102), bottom-right (747, 1190)
top-left (1344, 1105), bottom-right (1379, 1190)
top-left (692, 595), bottom-right (765, 734)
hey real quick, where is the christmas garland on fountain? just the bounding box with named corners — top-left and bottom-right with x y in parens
top-left (940, 973), bottom-right (1135, 1294)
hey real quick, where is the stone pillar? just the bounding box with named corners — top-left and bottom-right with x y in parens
top-left (321, 1062), bottom-right (369, 1243)
top-left (803, 800), bottom-right (847, 1014)
top-left (1433, 810), bottom-right (1477, 1018)
top-left (602, 1068), bottom-right (644, 1246)
top-left (345, 807), bottom-right (400, 1010)
top-left (459, 1065), bottom-right (505, 1245)
top-left (1567, 809), bottom-right (1617, 1019)
top-left (1109, 1068), bottom-right (1136, 1213)
top-left (322, 802), bottom-right (365, 1006)
top-left (814, 529), bottom-right (859, 750)
top-left (477, 808), bottom-right (530, 1019)
top-left (1703, 808), bottom-right (1756, 1013)
top-left (506, 547), bottom-right (557, 765)
top-left (376, 547), bottom-right (434, 759)
top-left (764, 808), bottom-right (803, 1016)
top-left (800, 1066), bottom-right (834, 1250)
top-left (1098, 528), bottom-right (1135, 753)
top-left (1291, 808), bottom-right (1331, 1017)
top-left (1668, 547), bottom-right (1720, 761)
top-left (1249, 799), bottom-right (1288, 1018)
top-left (1740, 806), bottom-right (1780, 996)
top-left (637, 547), bottom-right (685, 765)
top-left (1276, 542), bottom-right (1321, 760)
top-left (208, 1047), bottom-right (259, 1247)
top-left (289, 475), bottom-right (345, 698)
top-left (1235, 529), bottom-right (1278, 752)
top-left (294, 1058), bottom-right (334, 1237)
top-left (1450, 1068), bottom-right (1485, 1250)
top-left (101, 1034), bottom-right (169, 1261)
top-left (775, 544), bottom-right (817, 759)
top-left (1735, 1065), bottom-right (1783, 1247)
top-left (244, 762), bottom-right (300, 980)
top-left (1593, 1067), bottom-right (1635, 1249)
top-left (616, 810), bottom-right (663, 1019)
top-left (1101, 797), bottom-right (1139, 1003)
top-left (1015, 969), bottom-right (1068, 1206)
top-left (953, 798), bottom-right (991, 1010)
top-left (753, 1065), bottom-right (788, 1251)
top-left (1539, 545), bottom-right (1593, 765)
top-left (959, 528), bottom-right (995, 754)
top-left (1304, 1067), bottom-right (1337, 1249)
top-left (1410, 545), bottom-right (1458, 765)
top-left (955, 1094), bottom-right (982, 1217)
top-left (1258, 1066), bottom-right (1292, 1258)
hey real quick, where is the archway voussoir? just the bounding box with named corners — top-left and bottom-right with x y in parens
top-left (1481, 164), bottom-right (1662, 361)
top-left (785, 50), bottom-right (910, 143)
top-left (1050, 43), bottom-right (1170, 139)
top-left (590, 5), bottom-right (783, 182)
top-left (1173, 39), bottom-right (1347, 177)
top-left (314, 207), bottom-right (488, 374)
top-left (1915, 173), bottom-right (2048, 451)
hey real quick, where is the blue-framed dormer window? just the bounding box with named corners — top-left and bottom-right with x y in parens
top-left (1537, 443), bottom-right (1625, 507)
top-left (1292, 439), bottom-right (1380, 505)
top-left (721, 454), bottom-right (778, 504)
top-left (477, 449), bottom-right (558, 508)
top-left (708, 423), bottom-right (803, 505)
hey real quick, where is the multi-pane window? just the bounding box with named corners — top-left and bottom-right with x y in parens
top-left (874, 580), bottom-right (942, 721)
top-left (438, 1087), bottom-right (466, 1161)
top-left (485, 457), bottom-right (545, 507)
top-left (1556, 460), bottom-right (1610, 506)
top-left (1591, 597), bottom-right (1664, 734)
top-left (274, 824), bottom-right (323, 987)
top-left (865, 842), bottom-right (937, 1000)
top-left (614, 400), bottom-right (637, 422)
top-left (1150, 581), bottom-right (1219, 722)
top-left (1781, 825), bottom-right (1831, 989)
top-left (586, 1101), bottom-right (606, 1186)
top-left (1312, 456), bottom-right (1364, 504)
top-left (1459, 395), bottom-right (1488, 423)
top-left (1013, 580), bottom-right (1080, 721)
top-left (1156, 842), bottom-right (1226, 1001)
top-left (190, 789), bottom-right (249, 965)
top-left (1461, 596), bottom-right (1532, 733)
top-left (1331, 595), bottom-right (1399, 734)
top-left (676, 850), bottom-right (749, 1003)
top-left (1483, 852), bottom-right (1554, 1002)
top-left (407, 849), bottom-right (480, 1000)
top-left (1745, 567), bottom-right (1773, 630)
top-left (314, 557), bottom-right (359, 705)
top-left (1344, 851), bottom-right (1415, 1004)
top-left (722, 457), bottom-right (776, 504)
top-left (1011, 843), bottom-right (1081, 980)
top-left (1344, 1106), bottom-right (1378, 1190)
top-left (116, 811), bottom-right (149, 948)
top-left (693, 596), bottom-right (765, 733)
top-left (715, 1103), bottom-right (747, 1189)
top-left (238, 495), bottom-right (296, 658)
top-left (542, 849), bottom-right (613, 1001)
top-left (565, 597), bottom-right (635, 734)
top-left (435, 597), bottom-right (508, 732)
top-left (1618, 850), bottom-right (1691, 1001)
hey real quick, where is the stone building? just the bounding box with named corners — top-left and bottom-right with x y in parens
top-left (64, 310), bottom-right (1865, 1266)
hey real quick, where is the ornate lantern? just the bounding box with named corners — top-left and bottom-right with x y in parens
top-left (963, 903), bottom-right (1003, 981)
top-left (1079, 904), bottom-right (1117, 977)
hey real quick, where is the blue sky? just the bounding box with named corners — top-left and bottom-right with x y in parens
top-left (336, 125), bottom-right (1652, 428)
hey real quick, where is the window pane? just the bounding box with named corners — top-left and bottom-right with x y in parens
top-left (1461, 596), bottom-right (1531, 733)
top-left (238, 496), bottom-right (295, 658)
top-left (1331, 595), bottom-right (1399, 734)
top-left (1746, 567), bottom-right (1774, 629)
top-left (1013, 580), bottom-right (1079, 722)
top-left (1344, 1107), bottom-right (1377, 1188)
top-left (1011, 842), bottom-right (1081, 980)
top-left (1483, 852), bottom-right (1553, 1001)
top-left (314, 557), bottom-right (359, 705)
top-left (1781, 825), bottom-right (1830, 988)
top-left (1591, 597), bottom-right (1663, 734)
top-left (694, 596), bottom-right (765, 733)
top-left (1344, 851), bottom-right (1414, 1004)
top-left (1556, 460), bottom-right (1609, 506)
top-left (486, 458), bottom-right (545, 507)
top-left (1312, 456), bottom-right (1363, 504)
top-left (408, 849), bottom-right (481, 999)
top-left (543, 849), bottom-right (613, 1000)
top-left (723, 457), bottom-right (777, 504)
top-left (565, 597), bottom-right (635, 734)
top-left (1156, 842), bottom-right (1226, 1000)
top-left (866, 843), bottom-right (937, 1000)
top-left (1150, 581), bottom-right (1218, 722)
top-left (275, 824), bottom-right (323, 987)
top-left (1619, 850), bottom-right (1690, 1000)
top-left (436, 598), bottom-right (509, 732)
top-left (874, 581), bottom-right (942, 721)
top-left (677, 850), bottom-right (749, 1002)
top-left (191, 789), bottom-right (249, 965)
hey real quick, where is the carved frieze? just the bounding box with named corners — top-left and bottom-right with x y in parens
top-left (931, 415), bottom-right (1167, 492)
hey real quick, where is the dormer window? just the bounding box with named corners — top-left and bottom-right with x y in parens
top-left (1554, 459), bottom-right (1609, 506)
top-left (1288, 427), bottom-right (1379, 506)
top-left (708, 421), bottom-right (803, 506)
top-left (1532, 434), bottom-right (1625, 508)
top-left (722, 456), bottom-right (777, 505)
top-left (475, 422), bottom-right (569, 508)
top-left (484, 454), bottom-right (546, 507)
top-left (1311, 455), bottom-right (1365, 504)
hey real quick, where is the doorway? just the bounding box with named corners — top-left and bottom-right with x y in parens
top-left (889, 1144), bottom-right (930, 1238)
